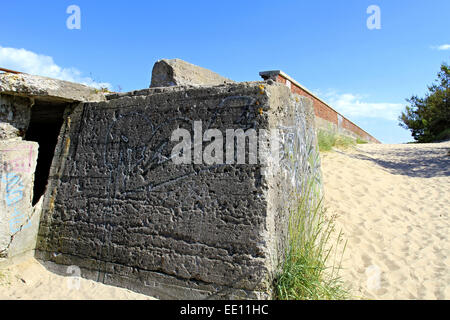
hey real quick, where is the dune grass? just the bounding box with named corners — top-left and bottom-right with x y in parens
top-left (275, 178), bottom-right (349, 300)
top-left (317, 130), bottom-right (336, 152)
top-left (356, 137), bottom-right (368, 144)
top-left (317, 130), bottom-right (356, 152)
top-left (0, 270), bottom-right (8, 286)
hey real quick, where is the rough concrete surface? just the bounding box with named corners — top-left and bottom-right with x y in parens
top-left (35, 81), bottom-right (320, 299)
top-left (0, 72), bottom-right (115, 267)
top-left (0, 73), bottom-right (107, 103)
top-left (150, 59), bottom-right (235, 88)
top-left (0, 139), bottom-right (39, 260)
top-left (0, 94), bottom-right (32, 137)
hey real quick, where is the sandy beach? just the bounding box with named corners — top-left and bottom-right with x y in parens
top-left (321, 141), bottom-right (450, 299)
top-left (0, 258), bottom-right (154, 300)
top-left (0, 141), bottom-right (448, 300)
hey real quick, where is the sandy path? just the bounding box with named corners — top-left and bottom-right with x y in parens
top-left (0, 258), bottom-right (154, 300)
top-left (321, 141), bottom-right (450, 299)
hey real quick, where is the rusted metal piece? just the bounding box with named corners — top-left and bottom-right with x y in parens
top-left (0, 67), bottom-right (22, 74)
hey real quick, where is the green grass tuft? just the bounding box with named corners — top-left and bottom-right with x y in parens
top-left (317, 130), bottom-right (357, 152)
top-left (275, 178), bottom-right (349, 300)
top-left (356, 137), bottom-right (368, 144)
top-left (0, 270), bottom-right (9, 286)
top-left (317, 130), bottom-right (336, 152)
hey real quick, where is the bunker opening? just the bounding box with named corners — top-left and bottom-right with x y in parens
top-left (25, 100), bottom-right (66, 205)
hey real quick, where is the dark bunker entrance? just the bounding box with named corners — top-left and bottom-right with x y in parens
top-left (25, 100), bottom-right (66, 205)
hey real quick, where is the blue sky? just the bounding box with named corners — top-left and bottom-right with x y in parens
top-left (1, 0), bottom-right (449, 143)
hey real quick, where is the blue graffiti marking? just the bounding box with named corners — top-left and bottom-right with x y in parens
top-left (2, 172), bottom-right (24, 206)
top-left (9, 208), bottom-right (31, 233)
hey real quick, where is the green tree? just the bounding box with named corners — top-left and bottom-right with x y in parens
top-left (399, 63), bottom-right (450, 142)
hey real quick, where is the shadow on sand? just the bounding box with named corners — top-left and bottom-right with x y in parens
top-left (346, 146), bottom-right (450, 178)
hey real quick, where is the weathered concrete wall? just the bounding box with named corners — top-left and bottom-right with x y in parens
top-left (0, 73), bottom-right (107, 103)
top-left (151, 59), bottom-right (235, 88)
top-left (0, 74), bottom-right (109, 266)
top-left (35, 81), bottom-right (321, 299)
top-left (260, 70), bottom-right (380, 143)
top-left (0, 91), bottom-right (38, 265)
top-left (0, 94), bottom-right (32, 138)
top-left (0, 65), bottom-right (324, 299)
top-left (0, 140), bottom-right (39, 261)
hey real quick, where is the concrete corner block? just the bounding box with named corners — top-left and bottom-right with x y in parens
top-left (150, 59), bottom-right (235, 88)
top-left (0, 140), bottom-right (39, 262)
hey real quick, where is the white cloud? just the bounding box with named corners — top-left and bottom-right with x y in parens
top-left (0, 46), bottom-right (111, 89)
top-left (320, 90), bottom-right (404, 121)
top-left (431, 44), bottom-right (450, 51)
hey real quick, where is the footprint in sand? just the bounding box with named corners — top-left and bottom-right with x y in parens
top-left (361, 254), bottom-right (372, 267)
top-left (383, 258), bottom-right (401, 272)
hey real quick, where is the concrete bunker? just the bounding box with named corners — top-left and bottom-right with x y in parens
top-left (33, 77), bottom-right (323, 299)
top-left (1, 60), bottom-right (379, 299)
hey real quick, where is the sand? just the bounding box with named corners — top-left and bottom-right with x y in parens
top-left (321, 141), bottom-right (450, 300)
top-left (0, 258), bottom-right (154, 300)
top-left (0, 141), bottom-right (448, 300)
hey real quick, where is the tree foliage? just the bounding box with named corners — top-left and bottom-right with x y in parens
top-left (399, 63), bottom-right (450, 142)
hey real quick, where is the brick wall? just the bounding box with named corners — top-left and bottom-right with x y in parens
top-left (260, 71), bottom-right (380, 144)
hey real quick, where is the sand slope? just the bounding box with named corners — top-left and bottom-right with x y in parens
top-left (321, 141), bottom-right (450, 299)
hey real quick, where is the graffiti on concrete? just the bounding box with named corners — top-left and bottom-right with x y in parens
top-left (2, 172), bottom-right (31, 233)
top-left (1, 145), bottom-right (34, 173)
top-left (3, 172), bottom-right (24, 206)
top-left (0, 146), bottom-right (34, 236)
